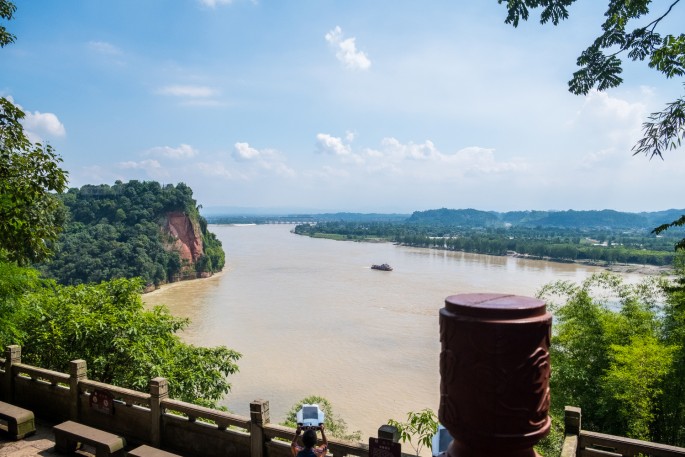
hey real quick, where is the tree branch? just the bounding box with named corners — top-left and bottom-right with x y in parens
top-left (632, 90), bottom-right (685, 159)
top-left (645, 0), bottom-right (682, 33)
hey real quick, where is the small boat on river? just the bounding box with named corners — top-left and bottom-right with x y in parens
top-left (371, 263), bottom-right (393, 271)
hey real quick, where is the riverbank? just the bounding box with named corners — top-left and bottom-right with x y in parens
top-left (295, 232), bottom-right (674, 276)
top-left (445, 249), bottom-right (675, 276)
top-left (144, 223), bottom-right (659, 443)
top-left (290, 244), bottom-right (668, 276)
top-left (598, 262), bottom-right (673, 275)
top-left (144, 269), bottom-right (226, 296)
top-left (508, 253), bottom-right (673, 276)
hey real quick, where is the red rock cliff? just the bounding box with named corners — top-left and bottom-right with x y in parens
top-left (164, 212), bottom-right (204, 263)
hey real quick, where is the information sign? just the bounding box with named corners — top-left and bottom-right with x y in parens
top-left (369, 437), bottom-right (400, 457)
top-left (89, 389), bottom-right (114, 415)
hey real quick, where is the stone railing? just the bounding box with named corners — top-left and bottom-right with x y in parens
top-left (3, 293), bottom-right (556, 457)
top-left (1, 345), bottom-right (403, 457)
top-left (5, 290), bottom-right (685, 457)
top-left (560, 406), bottom-right (685, 457)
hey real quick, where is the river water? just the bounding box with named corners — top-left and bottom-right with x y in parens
top-left (143, 224), bottom-right (632, 441)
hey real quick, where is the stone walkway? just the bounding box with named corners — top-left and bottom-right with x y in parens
top-left (0, 418), bottom-right (94, 457)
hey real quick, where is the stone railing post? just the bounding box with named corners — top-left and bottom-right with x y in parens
top-left (439, 294), bottom-right (552, 457)
top-left (370, 424), bottom-right (401, 457)
top-left (564, 406), bottom-right (581, 436)
top-left (560, 406), bottom-right (581, 457)
top-left (150, 377), bottom-right (168, 447)
top-left (3, 345), bottom-right (21, 402)
top-left (378, 424), bottom-right (399, 442)
top-left (250, 399), bottom-right (270, 457)
top-left (69, 359), bottom-right (87, 421)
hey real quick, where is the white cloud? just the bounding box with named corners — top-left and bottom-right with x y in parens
top-left (313, 133), bottom-right (527, 181)
top-left (87, 41), bottom-right (122, 55)
top-left (78, 165), bottom-right (111, 184)
top-left (180, 99), bottom-right (226, 107)
top-left (117, 160), bottom-right (168, 179)
top-left (639, 85), bottom-right (656, 97)
top-left (304, 166), bottom-right (351, 179)
top-left (118, 159), bottom-right (162, 170)
top-left (581, 90), bottom-right (645, 122)
top-left (570, 91), bottom-right (645, 140)
top-left (366, 138), bottom-right (528, 178)
top-left (6, 96), bottom-right (65, 141)
top-left (158, 85), bottom-right (217, 98)
top-left (233, 142), bottom-right (261, 161)
top-left (157, 85), bottom-right (223, 107)
top-left (446, 147), bottom-right (528, 174)
top-left (145, 144), bottom-right (199, 159)
top-left (198, 0), bottom-right (256, 7)
top-left (578, 148), bottom-right (618, 170)
top-left (230, 142), bottom-right (295, 177)
top-left (197, 162), bottom-right (237, 179)
top-left (199, 0), bottom-right (232, 6)
top-left (316, 133), bottom-right (365, 165)
top-left (23, 110), bottom-right (66, 140)
top-left (316, 133), bottom-right (352, 156)
top-left (261, 161), bottom-right (296, 177)
top-left (325, 26), bottom-right (371, 71)
top-left (378, 138), bottom-right (439, 160)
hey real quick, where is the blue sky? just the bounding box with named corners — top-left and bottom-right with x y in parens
top-left (2, 0), bottom-right (684, 213)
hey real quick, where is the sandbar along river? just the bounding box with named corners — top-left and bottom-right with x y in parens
top-left (143, 223), bottom-right (640, 441)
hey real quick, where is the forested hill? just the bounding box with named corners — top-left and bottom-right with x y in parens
top-left (38, 180), bottom-right (225, 288)
top-left (407, 208), bottom-right (685, 229)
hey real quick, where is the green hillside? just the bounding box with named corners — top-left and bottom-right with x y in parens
top-left (406, 208), bottom-right (500, 227)
top-left (404, 208), bottom-right (685, 230)
top-left (38, 180), bottom-right (225, 288)
top-left (522, 209), bottom-right (648, 229)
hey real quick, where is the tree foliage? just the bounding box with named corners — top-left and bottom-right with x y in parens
top-left (654, 213), bottom-right (685, 250)
top-left (498, 0), bottom-right (685, 248)
top-left (634, 93), bottom-right (685, 160)
top-left (537, 267), bottom-right (685, 446)
top-left (387, 409), bottom-right (438, 456)
top-left (282, 395), bottom-right (361, 442)
top-left (15, 276), bottom-right (240, 407)
top-left (1, 1), bottom-right (68, 265)
top-left (0, 98), bottom-right (68, 264)
top-left (0, 261), bottom-right (39, 346)
top-left (499, 0), bottom-right (684, 158)
top-left (39, 180), bottom-right (225, 287)
top-left (296, 220), bottom-right (681, 267)
top-left (0, 0), bottom-right (239, 410)
top-left (0, 0), bottom-right (16, 48)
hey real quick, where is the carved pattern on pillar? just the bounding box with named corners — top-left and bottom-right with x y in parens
top-left (439, 294), bottom-right (551, 457)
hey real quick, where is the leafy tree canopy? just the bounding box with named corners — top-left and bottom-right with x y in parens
top-left (0, 0), bottom-right (238, 410)
top-left (40, 180), bottom-right (225, 287)
top-left (0, 0), bottom-right (16, 48)
top-left (654, 213), bottom-right (685, 250)
top-left (537, 267), bottom-right (685, 446)
top-left (16, 277), bottom-right (241, 407)
top-left (498, 0), bottom-right (684, 159)
top-left (0, 98), bottom-right (68, 264)
top-left (0, 261), bottom-right (39, 345)
top-left (387, 409), bottom-right (438, 456)
top-left (498, 0), bottom-right (685, 250)
top-left (1, 0), bottom-right (68, 264)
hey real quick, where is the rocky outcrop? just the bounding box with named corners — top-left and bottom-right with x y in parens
top-left (164, 212), bottom-right (204, 264)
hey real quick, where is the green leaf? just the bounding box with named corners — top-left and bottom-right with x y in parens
top-left (386, 409), bottom-right (437, 456)
top-left (649, 34), bottom-right (685, 78)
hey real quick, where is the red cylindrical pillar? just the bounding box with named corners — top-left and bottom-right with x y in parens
top-left (439, 293), bottom-right (551, 457)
